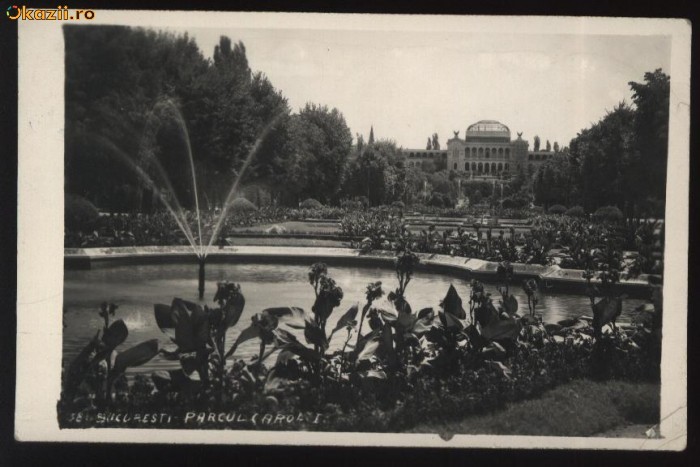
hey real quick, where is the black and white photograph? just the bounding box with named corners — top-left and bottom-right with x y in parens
top-left (14, 10), bottom-right (690, 449)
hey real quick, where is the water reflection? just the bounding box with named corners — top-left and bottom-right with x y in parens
top-left (63, 263), bottom-right (645, 376)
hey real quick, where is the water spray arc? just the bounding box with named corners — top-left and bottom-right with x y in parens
top-left (112, 99), bottom-right (284, 299)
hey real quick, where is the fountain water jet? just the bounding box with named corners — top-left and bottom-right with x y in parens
top-left (103, 98), bottom-right (285, 299)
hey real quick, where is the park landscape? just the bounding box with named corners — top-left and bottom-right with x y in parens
top-left (59, 24), bottom-right (669, 437)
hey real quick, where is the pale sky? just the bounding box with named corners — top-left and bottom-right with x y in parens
top-left (176, 27), bottom-right (670, 150)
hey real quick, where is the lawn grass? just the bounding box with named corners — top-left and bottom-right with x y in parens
top-left (409, 379), bottom-right (660, 437)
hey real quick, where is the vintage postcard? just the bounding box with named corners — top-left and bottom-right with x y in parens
top-left (15, 10), bottom-right (689, 449)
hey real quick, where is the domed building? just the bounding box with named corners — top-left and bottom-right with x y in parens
top-left (402, 120), bottom-right (559, 180)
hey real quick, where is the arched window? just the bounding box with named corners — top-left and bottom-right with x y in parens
top-left (471, 148), bottom-right (476, 156)
top-left (485, 164), bottom-right (490, 173)
top-left (478, 147), bottom-right (484, 156)
top-left (472, 162), bottom-right (477, 171)
top-left (485, 149), bottom-right (490, 158)
top-left (498, 163), bottom-right (503, 171)
top-left (478, 162), bottom-right (483, 173)
top-left (498, 148), bottom-right (504, 156)
top-left (528, 154), bottom-right (533, 160)
top-left (505, 163), bottom-right (509, 171)
top-left (453, 163), bottom-right (457, 169)
top-left (492, 163), bottom-right (497, 172)
top-left (492, 148), bottom-right (497, 155)
top-left (465, 162), bottom-right (470, 171)
top-left (505, 148), bottom-right (510, 157)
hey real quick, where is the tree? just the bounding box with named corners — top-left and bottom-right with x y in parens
top-left (282, 104), bottom-right (352, 205)
top-left (432, 133), bottom-right (440, 150)
top-left (343, 139), bottom-right (406, 206)
top-left (545, 140), bottom-right (551, 151)
top-left (356, 133), bottom-right (365, 156)
top-left (64, 28), bottom-right (293, 212)
top-left (368, 126), bottom-right (375, 145)
top-left (628, 68), bottom-right (670, 216)
top-left (533, 135), bottom-right (541, 152)
top-left (426, 138), bottom-right (432, 150)
top-left (566, 103), bottom-right (635, 212)
top-left (553, 141), bottom-right (560, 152)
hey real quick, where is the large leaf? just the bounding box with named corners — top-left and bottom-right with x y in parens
top-left (111, 339), bottom-right (159, 376)
top-left (364, 369), bottom-right (387, 380)
top-left (417, 307), bottom-right (434, 320)
top-left (392, 295), bottom-right (414, 331)
top-left (377, 307), bottom-right (398, 323)
top-left (223, 293), bottom-right (246, 330)
top-left (474, 300), bottom-right (500, 327)
top-left (593, 297), bottom-right (622, 330)
top-left (66, 330), bottom-right (101, 390)
top-left (102, 320), bottom-right (128, 349)
top-left (304, 319), bottom-right (328, 351)
top-left (503, 295), bottom-right (518, 316)
top-left (312, 291), bottom-right (340, 322)
top-left (357, 336), bottom-right (381, 361)
top-left (481, 341), bottom-right (507, 360)
top-left (179, 352), bottom-right (200, 375)
top-left (171, 298), bottom-right (209, 352)
top-left (264, 307), bottom-right (306, 329)
top-left (438, 309), bottom-right (464, 330)
top-left (329, 304), bottom-right (359, 338)
top-left (224, 324), bottom-right (261, 359)
top-left (91, 320), bottom-right (129, 365)
top-left (441, 284), bottom-right (466, 319)
top-left (274, 328), bottom-right (300, 346)
top-left (276, 349), bottom-right (296, 366)
top-left (154, 303), bottom-right (174, 329)
top-left (480, 317), bottom-right (522, 341)
top-left (264, 306), bottom-right (306, 319)
top-left (411, 309), bottom-right (436, 335)
top-left (284, 342), bottom-right (323, 363)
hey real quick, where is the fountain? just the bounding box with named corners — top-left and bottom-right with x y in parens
top-left (114, 98), bottom-right (283, 299)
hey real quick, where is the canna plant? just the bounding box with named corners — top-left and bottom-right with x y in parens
top-left (64, 302), bottom-right (159, 406)
top-left (584, 241), bottom-right (625, 339)
top-left (496, 261), bottom-right (518, 317)
top-left (522, 279), bottom-right (539, 317)
top-left (154, 281), bottom-right (246, 398)
top-left (469, 280), bottom-right (522, 344)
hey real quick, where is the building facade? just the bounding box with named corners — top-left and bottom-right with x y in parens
top-left (402, 120), bottom-right (560, 180)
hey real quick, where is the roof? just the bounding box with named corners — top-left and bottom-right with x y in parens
top-left (466, 120), bottom-right (510, 134)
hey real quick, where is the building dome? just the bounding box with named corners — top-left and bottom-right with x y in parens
top-left (465, 120), bottom-right (511, 142)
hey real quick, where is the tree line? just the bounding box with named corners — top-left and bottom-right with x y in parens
top-left (533, 69), bottom-right (670, 218)
top-left (64, 26), bottom-right (352, 211)
top-left (65, 26), bottom-right (670, 216)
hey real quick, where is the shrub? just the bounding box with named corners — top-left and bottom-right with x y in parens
top-left (340, 199), bottom-right (364, 210)
top-left (547, 204), bottom-right (567, 215)
top-left (427, 192), bottom-right (445, 207)
top-left (502, 196), bottom-right (529, 210)
top-left (593, 205), bottom-right (624, 223)
top-left (565, 205), bottom-right (585, 218)
top-left (229, 197), bottom-right (258, 212)
top-left (65, 194), bottom-right (100, 232)
top-left (300, 198), bottom-right (323, 209)
top-left (391, 201), bottom-right (405, 210)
